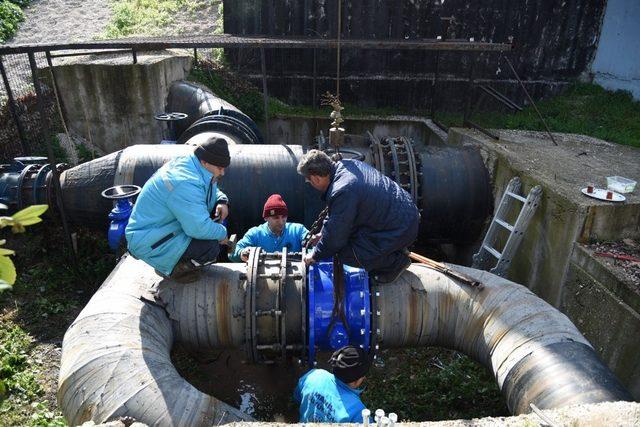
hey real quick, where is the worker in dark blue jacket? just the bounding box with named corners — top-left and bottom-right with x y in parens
top-left (297, 149), bottom-right (419, 283)
top-left (295, 345), bottom-right (371, 423)
top-left (229, 194), bottom-right (308, 262)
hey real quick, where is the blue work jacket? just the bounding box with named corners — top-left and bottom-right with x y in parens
top-left (229, 222), bottom-right (308, 262)
top-left (312, 159), bottom-right (420, 270)
top-left (125, 153), bottom-right (228, 275)
top-left (294, 369), bottom-right (368, 423)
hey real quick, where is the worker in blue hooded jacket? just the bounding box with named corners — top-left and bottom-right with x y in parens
top-left (295, 345), bottom-right (371, 423)
top-left (229, 194), bottom-right (309, 262)
top-left (297, 149), bottom-right (419, 284)
top-left (125, 137), bottom-right (231, 280)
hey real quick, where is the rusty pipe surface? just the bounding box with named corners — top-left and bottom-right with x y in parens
top-left (57, 256), bottom-right (254, 425)
top-left (59, 257), bottom-right (629, 425)
top-left (375, 264), bottom-right (631, 414)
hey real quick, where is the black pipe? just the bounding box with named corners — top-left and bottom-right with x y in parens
top-left (166, 81), bottom-right (264, 145)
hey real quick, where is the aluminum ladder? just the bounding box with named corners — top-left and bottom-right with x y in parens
top-left (472, 177), bottom-right (542, 277)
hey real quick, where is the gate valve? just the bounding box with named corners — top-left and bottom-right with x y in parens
top-left (101, 185), bottom-right (141, 251)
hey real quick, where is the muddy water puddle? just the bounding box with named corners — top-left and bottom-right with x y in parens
top-left (172, 347), bottom-right (307, 421)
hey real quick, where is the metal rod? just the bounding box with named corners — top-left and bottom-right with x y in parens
top-left (193, 47), bottom-right (198, 65)
top-left (260, 47), bottom-right (269, 143)
top-left (478, 84), bottom-right (523, 111)
top-left (0, 56), bottom-right (29, 155)
top-left (503, 55), bottom-right (558, 146)
top-left (0, 37), bottom-right (514, 56)
top-left (45, 51), bottom-right (71, 132)
top-left (132, 48), bottom-right (137, 64)
top-left (27, 52), bottom-right (77, 259)
top-left (464, 119), bottom-right (500, 140)
top-left (336, 0), bottom-right (342, 99)
top-left (49, 49), bottom-right (133, 59)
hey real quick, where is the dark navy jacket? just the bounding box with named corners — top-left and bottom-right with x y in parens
top-left (311, 159), bottom-right (419, 270)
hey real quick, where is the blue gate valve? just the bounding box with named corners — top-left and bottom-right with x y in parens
top-left (101, 185), bottom-right (142, 252)
top-left (307, 261), bottom-right (371, 366)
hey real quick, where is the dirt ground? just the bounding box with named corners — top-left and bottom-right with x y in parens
top-left (587, 239), bottom-right (640, 294)
top-left (8, 0), bottom-right (221, 45)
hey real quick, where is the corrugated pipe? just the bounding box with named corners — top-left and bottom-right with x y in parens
top-left (58, 256), bottom-right (630, 425)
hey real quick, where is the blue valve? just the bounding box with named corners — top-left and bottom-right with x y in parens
top-left (307, 261), bottom-right (371, 365)
top-left (101, 185), bottom-right (141, 252)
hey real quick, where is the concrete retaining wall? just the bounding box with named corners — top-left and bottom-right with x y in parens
top-left (448, 127), bottom-right (640, 399)
top-left (51, 51), bottom-right (193, 154)
top-left (564, 244), bottom-right (640, 398)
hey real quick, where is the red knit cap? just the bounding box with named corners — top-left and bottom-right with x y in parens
top-left (263, 194), bottom-right (288, 218)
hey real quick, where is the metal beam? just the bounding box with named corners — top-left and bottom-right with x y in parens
top-left (0, 35), bottom-right (514, 55)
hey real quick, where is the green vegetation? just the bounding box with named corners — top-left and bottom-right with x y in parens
top-left (0, 226), bottom-right (115, 426)
top-left (105, 0), bottom-right (209, 38)
top-left (0, 205), bottom-right (49, 291)
top-left (0, 0), bottom-right (28, 43)
top-left (190, 57), bottom-right (639, 148)
top-left (364, 348), bottom-right (507, 421)
top-left (443, 83), bottom-right (640, 148)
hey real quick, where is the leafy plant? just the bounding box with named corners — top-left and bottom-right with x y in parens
top-left (0, 0), bottom-right (25, 43)
top-left (0, 204), bottom-right (48, 291)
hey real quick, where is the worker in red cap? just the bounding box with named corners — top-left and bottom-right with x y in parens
top-left (230, 194), bottom-right (309, 262)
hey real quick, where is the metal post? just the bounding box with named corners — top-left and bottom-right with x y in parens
top-left (132, 48), bottom-right (137, 64)
top-left (0, 56), bottom-right (29, 155)
top-left (260, 47), bottom-right (269, 144)
top-left (193, 47), bottom-right (198, 66)
top-left (503, 55), bottom-right (558, 146)
top-left (45, 51), bottom-right (70, 130)
top-left (27, 52), bottom-right (77, 259)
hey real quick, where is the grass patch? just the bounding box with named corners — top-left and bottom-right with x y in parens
top-left (0, 225), bottom-right (116, 426)
top-left (104, 0), bottom-right (205, 38)
top-left (191, 60), bottom-right (639, 148)
top-left (441, 83), bottom-right (640, 147)
top-left (363, 348), bottom-right (507, 421)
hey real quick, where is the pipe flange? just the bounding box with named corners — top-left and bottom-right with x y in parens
top-left (369, 136), bottom-right (420, 202)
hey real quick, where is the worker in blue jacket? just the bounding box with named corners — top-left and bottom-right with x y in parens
top-left (230, 194), bottom-right (308, 262)
top-left (297, 149), bottom-right (419, 284)
top-left (295, 345), bottom-right (371, 423)
top-left (125, 137), bottom-right (231, 281)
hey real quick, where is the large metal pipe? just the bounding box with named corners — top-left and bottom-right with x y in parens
top-left (58, 144), bottom-right (323, 234)
top-left (166, 80), bottom-right (264, 145)
top-left (58, 256), bottom-right (630, 425)
top-left (52, 141), bottom-right (489, 245)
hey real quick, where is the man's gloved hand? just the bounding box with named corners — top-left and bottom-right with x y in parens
top-left (303, 252), bottom-right (316, 266)
top-left (240, 247), bottom-right (251, 262)
top-left (215, 204), bottom-right (229, 221)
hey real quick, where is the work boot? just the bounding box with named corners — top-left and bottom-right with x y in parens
top-left (371, 254), bottom-right (412, 284)
top-left (155, 260), bottom-right (201, 283)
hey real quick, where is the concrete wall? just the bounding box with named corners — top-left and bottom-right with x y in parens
top-left (564, 244), bottom-right (640, 398)
top-left (591, 0), bottom-right (640, 100)
top-left (448, 127), bottom-right (640, 399)
top-left (51, 51), bottom-right (193, 154)
top-left (267, 115), bottom-right (447, 147)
